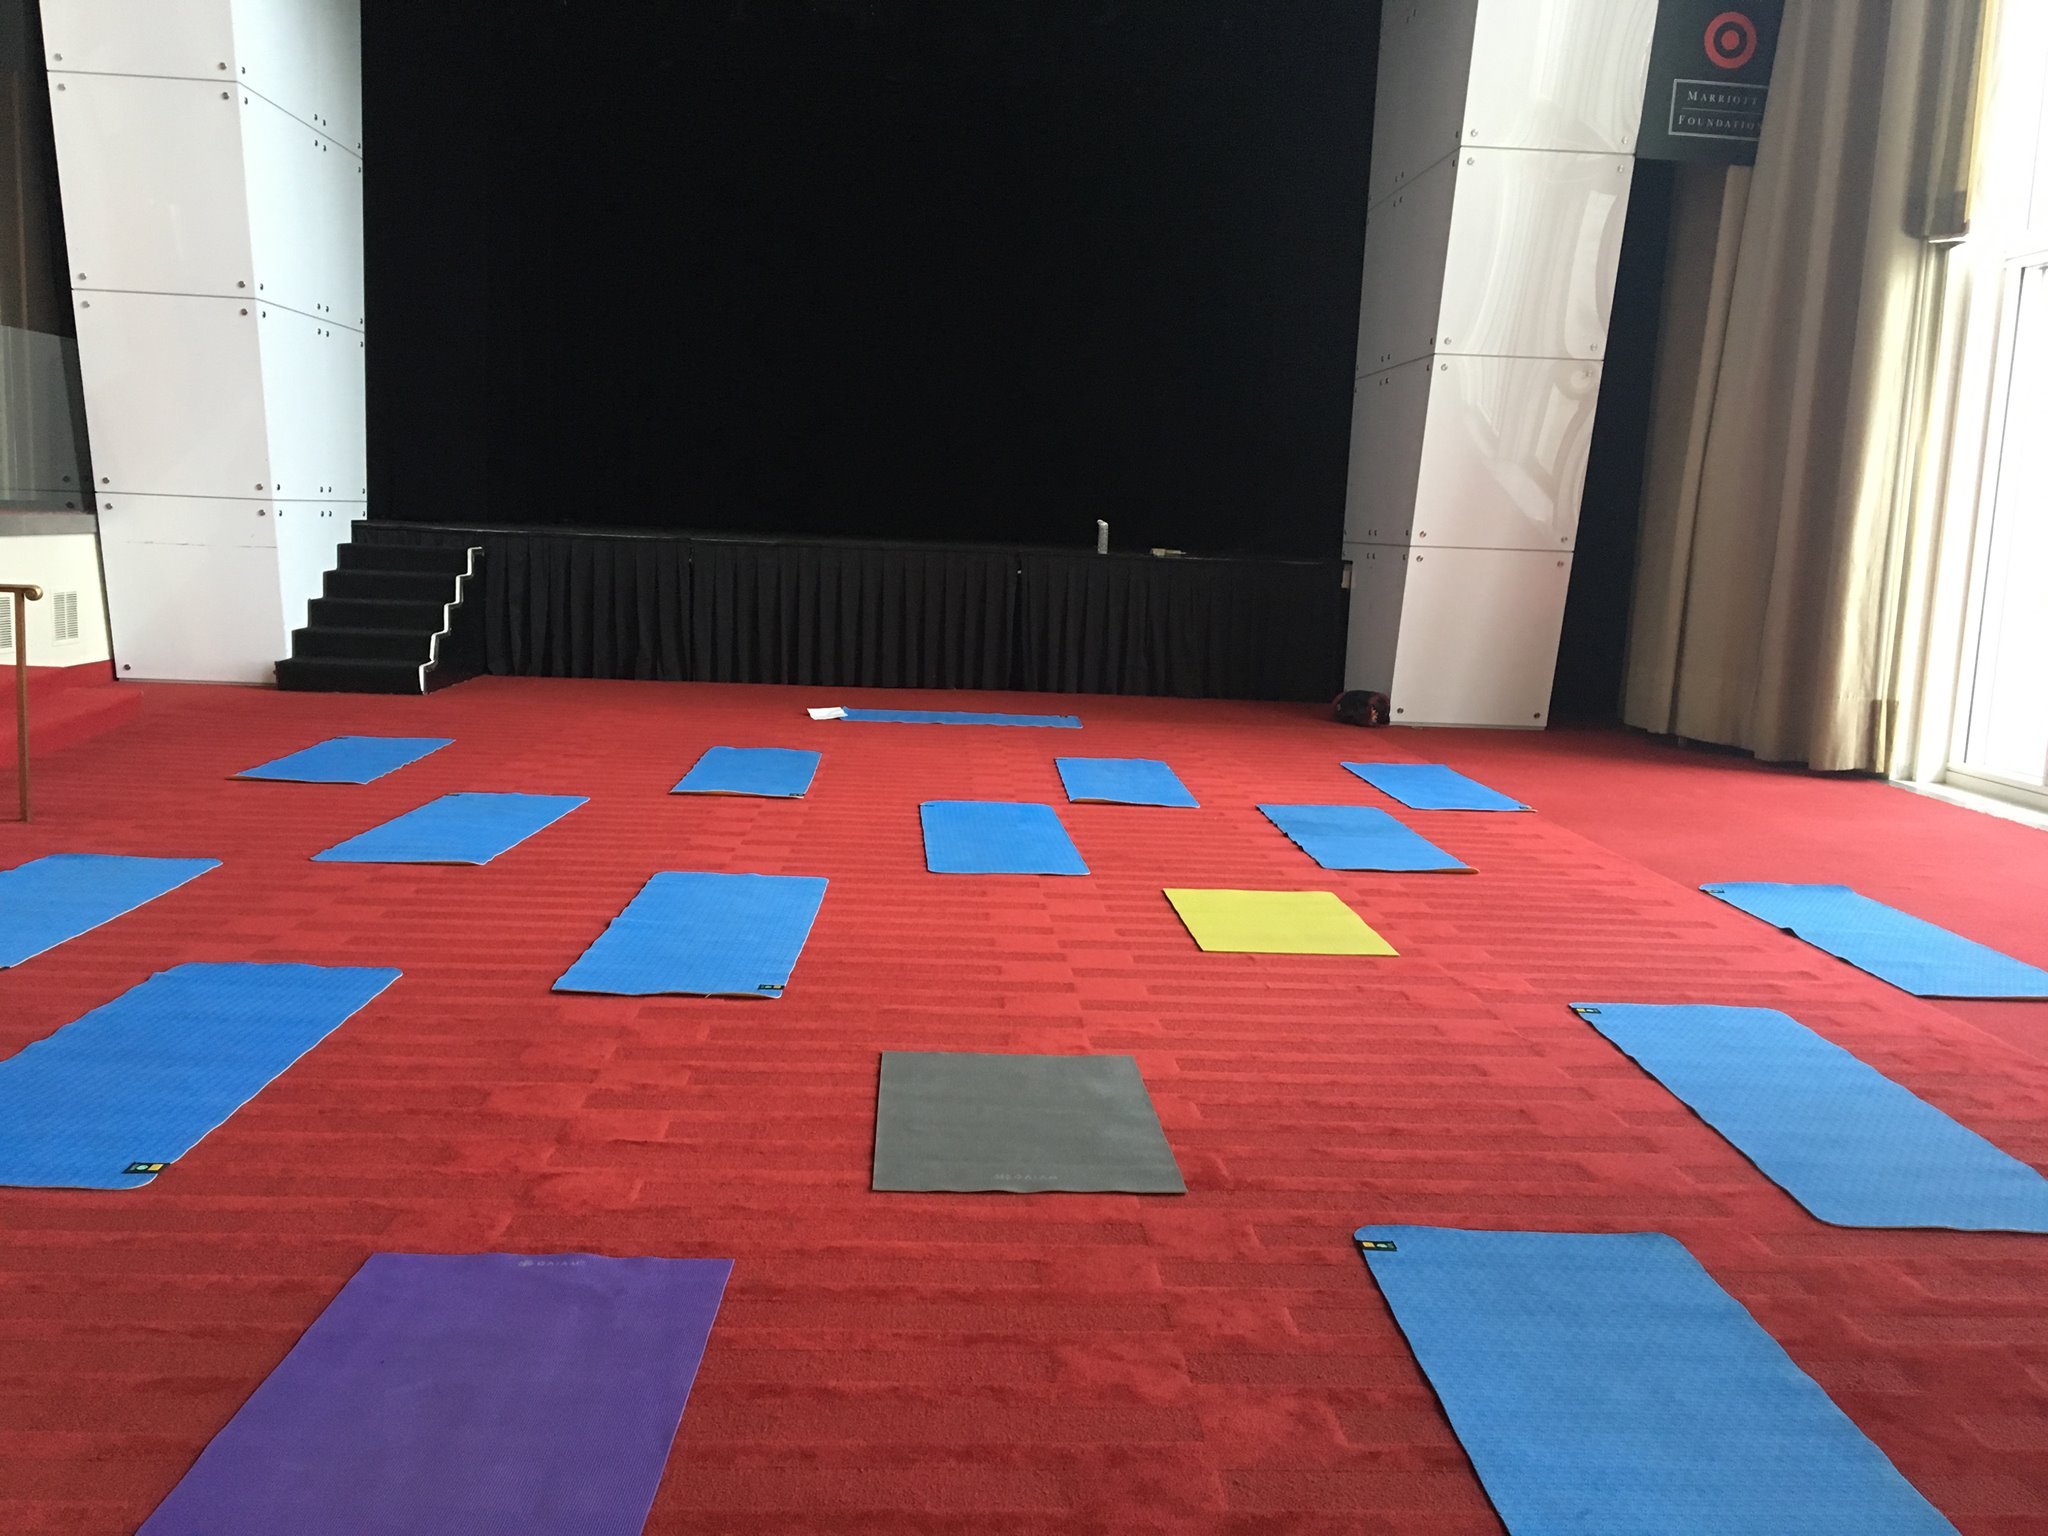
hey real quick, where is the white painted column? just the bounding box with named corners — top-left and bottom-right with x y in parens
top-left (1342, 0), bottom-right (1655, 726)
top-left (41, 0), bottom-right (364, 683)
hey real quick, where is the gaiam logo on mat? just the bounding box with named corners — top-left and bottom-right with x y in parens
top-left (1704, 10), bottom-right (1759, 69)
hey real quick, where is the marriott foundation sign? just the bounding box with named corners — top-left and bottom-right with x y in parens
top-left (1638, 2), bottom-right (1784, 165)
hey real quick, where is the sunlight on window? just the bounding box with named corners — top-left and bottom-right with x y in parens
top-left (1948, 8), bottom-right (2048, 798)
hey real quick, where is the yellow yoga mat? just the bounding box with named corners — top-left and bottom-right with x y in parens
top-left (1163, 888), bottom-right (1396, 956)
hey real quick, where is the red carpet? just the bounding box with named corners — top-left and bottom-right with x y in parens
top-left (0, 664), bottom-right (141, 765)
top-left (3, 678), bottom-right (2046, 1534)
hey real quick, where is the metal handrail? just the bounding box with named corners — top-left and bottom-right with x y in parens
top-left (2, 583), bottom-right (45, 821)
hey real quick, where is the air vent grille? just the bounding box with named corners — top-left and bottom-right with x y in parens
top-left (54, 591), bottom-right (81, 643)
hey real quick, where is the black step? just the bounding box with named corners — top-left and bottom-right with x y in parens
top-left (275, 656), bottom-right (424, 694)
top-left (324, 568), bottom-right (455, 602)
top-left (291, 625), bottom-right (433, 662)
top-left (307, 595), bottom-right (448, 630)
top-left (336, 541), bottom-right (472, 576)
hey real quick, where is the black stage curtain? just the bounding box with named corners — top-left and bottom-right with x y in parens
top-left (359, 524), bottom-right (690, 679)
top-left (690, 540), bottom-right (1015, 689)
top-left (354, 524), bottom-right (1341, 700)
top-left (1016, 552), bottom-right (1344, 700)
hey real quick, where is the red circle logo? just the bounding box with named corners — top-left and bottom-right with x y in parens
top-left (1704, 11), bottom-right (1758, 69)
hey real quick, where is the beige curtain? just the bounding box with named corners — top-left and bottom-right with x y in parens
top-left (1622, 0), bottom-right (1979, 770)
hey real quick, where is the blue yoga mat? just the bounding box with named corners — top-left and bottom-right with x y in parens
top-left (238, 736), bottom-right (453, 784)
top-left (313, 792), bottom-right (586, 865)
top-left (0, 853), bottom-right (220, 968)
top-left (555, 871), bottom-right (828, 998)
top-left (1258, 804), bottom-right (1468, 872)
top-left (0, 961), bottom-right (400, 1189)
top-left (1704, 881), bottom-right (2048, 998)
top-left (921, 801), bottom-right (1089, 875)
top-left (1354, 1226), bottom-right (1959, 1536)
top-left (841, 708), bottom-right (1080, 728)
top-left (1343, 762), bottom-right (1528, 812)
top-left (1572, 1003), bottom-right (2048, 1230)
top-left (1055, 757), bottom-right (1197, 808)
top-left (672, 746), bottom-right (821, 798)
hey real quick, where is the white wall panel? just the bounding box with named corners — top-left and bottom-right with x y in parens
top-left (1464, 0), bottom-right (1657, 155)
top-left (1342, 542), bottom-right (1409, 697)
top-left (275, 504), bottom-right (354, 633)
top-left (254, 305), bottom-right (333, 497)
top-left (71, 291), bottom-right (270, 498)
top-left (1368, 0), bottom-right (1479, 208)
top-left (314, 132), bottom-right (365, 323)
top-left (1366, 2), bottom-right (1417, 210)
top-left (229, 0), bottom-right (320, 124)
top-left (317, 0), bottom-right (362, 148)
top-left (48, 1), bottom-right (364, 683)
top-left (46, 74), bottom-right (253, 298)
top-left (39, 0), bottom-right (236, 79)
top-left (1354, 152), bottom-right (1456, 376)
top-left (245, 112), bottom-right (364, 324)
top-left (331, 150), bottom-right (366, 325)
top-left (1344, 3), bottom-right (1647, 726)
top-left (1438, 149), bottom-right (1632, 362)
top-left (258, 306), bottom-right (362, 498)
top-left (294, 332), bottom-right (370, 500)
top-left (96, 493), bottom-right (276, 549)
top-left (1389, 548), bottom-right (1573, 726)
top-left (241, 97), bottom-right (329, 317)
top-left (1343, 356), bottom-right (1431, 545)
top-left (1412, 356), bottom-right (1598, 551)
top-left (340, 335), bottom-right (366, 493)
top-left (98, 537), bottom-right (285, 683)
top-left (229, 0), bottom-right (358, 141)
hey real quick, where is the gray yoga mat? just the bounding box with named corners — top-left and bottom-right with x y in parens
top-left (872, 1051), bottom-right (1185, 1194)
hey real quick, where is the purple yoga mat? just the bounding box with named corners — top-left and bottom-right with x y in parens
top-left (137, 1252), bottom-right (731, 1536)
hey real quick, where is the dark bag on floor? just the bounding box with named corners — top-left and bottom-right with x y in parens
top-left (1332, 690), bottom-right (1390, 727)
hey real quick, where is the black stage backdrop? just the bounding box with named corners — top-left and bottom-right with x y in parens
top-left (1552, 160), bottom-right (1677, 720)
top-left (362, 1), bottom-right (1379, 559)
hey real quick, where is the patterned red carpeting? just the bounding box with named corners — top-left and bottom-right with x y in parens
top-left (2, 678), bottom-right (2045, 1534)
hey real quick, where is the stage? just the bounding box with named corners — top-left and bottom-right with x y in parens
top-left (349, 522), bottom-right (1347, 701)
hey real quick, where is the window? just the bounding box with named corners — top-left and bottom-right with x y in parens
top-left (1954, 260), bottom-right (2048, 795)
top-left (1942, 10), bottom-right (2048, 808)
